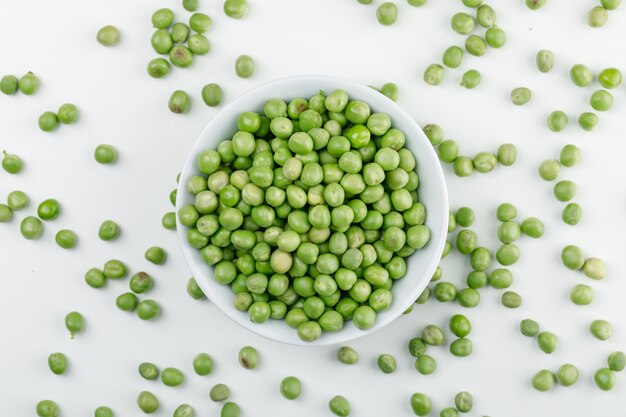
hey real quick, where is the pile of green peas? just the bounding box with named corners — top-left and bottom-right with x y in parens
top-left (38, 103), bottom-right (80, 132)
top-left (531, 363), bottom-right (580, 392)
top-left (425, 123), bottom-right (517, 177)
top-left (0, 71), bottom-right (40, 96)
top-left (424, 2), bottom-right (505, 87)
top-left (178, 89), bottom-right (432, 342)
top-left (588, 0), bottom-right (621, 28)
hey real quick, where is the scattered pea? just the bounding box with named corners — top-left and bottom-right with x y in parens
top-left (210, 383), bottom-right (231, 401)
top-left (536, 49), bottom-right (554, 73)
top-left (376, 2), bottom-right (398, 26)
top-left (94, 144), bottom-right (118, 164)
top-left (48, 352), bottom-right (68, 375)
top-left (520, 319), bottom-right (540, 337)
top-left (329, 395), bottom-right (351, 416)
top-left (594, 368), bottom-right (615, 390)
top-left (556, 364), bottom-right (579, 386)
top-left (590, 320), bottom-right (612, 340)
top-left (64, 311), bottom-right (84, 338)
top-left (531, 369), bottom-right (555, 392)
top-left (337, 346), bottom-right (359, 364)
top-left (137, 391), bottom-right (159, 413)
top-left (537, 331), bottom-right (558, 354)
top-left (202, 83), bottom-right (223, 107)
top-left (460, 70), bottom-right (481, 89)
top-left (510, 87), bottom-right (532, 105)
top-left (235, 55), bottom-right (255, 78)
top-left (224, 0), bottom-right (249, 18)
top-left (139, 362), bottom-right (159, 380)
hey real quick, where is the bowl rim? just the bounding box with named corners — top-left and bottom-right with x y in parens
top-left (176, 74), bottom-right (449, 346)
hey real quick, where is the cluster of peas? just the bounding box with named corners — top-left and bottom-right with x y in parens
top-left (84, 245), bottom-right (168, 320)
top-left (422, 0), bottom-right (505, 88)
top-left (0, 71), bottom-right (40, 96)
top-left (425, 124), bottom-right (517, 178)
top-left (424, 204), bottom-right (542, 312)
top-left (178, 89), bottom-right (431, 342)
top-left (96, 0), bottom-right (253, 114)
top-left (588, 0), bottom-right (621, 28)
top-left (538, 144), bottom-right (583, 226)
top-left (541, 64), bottom-right (622, 133)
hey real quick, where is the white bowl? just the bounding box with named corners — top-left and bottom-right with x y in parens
top-left (177, 75), bottom-right (448, 346)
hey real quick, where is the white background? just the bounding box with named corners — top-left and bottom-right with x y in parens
top-left (1, 0), bottom-right (625, 416)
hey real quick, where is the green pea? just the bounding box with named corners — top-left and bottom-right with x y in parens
top-left (151, 29), bottom-right (173, 54)
top-left (511, 87), bottom-right (532, 105)
top-left (537, 331), bottom-right (558, 354)
top-left (476, 4), bottom-right (496, 26)
top-left (169, 46), bottom-right (193, 68)
top-left (422, 324), bottom-right (445, 346)
top-left (145, 246), bottom-right (167, 265)
top-left (588, 6), bottom-right (608, 27)
top-left (94, 144), bottom-right (118, 164)
top-left (456, 229), bottom-right (477, 254)
top-left (337, 346), bottom-right (359, 364)
top-left (538, 159), bottom-right (560, 181)
top-left (64, 311), bottom-right (84, 337)
top-left (408, 338), bottom-right (427, 357)
top-left (454, 391), bottom-right (473, 413)
top-left (466, 270), bottom-right (488, 288)
top-left (501, 291), bottom-right (522, 308)
top-left (582, 257), bottom-right (606, 279)
top-left (37, 198), bottom-right (60, 221)
top-left (570, 64), bottom-right (593, 87)
top-left (38, 111), bottom-right (59, 132)
top-left (375, 354), bottom-right (397, 374)
top-left (601, 0), bottom-right (621, 9)
top-left (380, 82), bottom-right (399, 101)
top-left (437, 140), bottom-right (458, 163)
top-left (578, 112), bottom-right (598, 131)
top-left (410, 393), bottom-right (432, 416)
top-left (569, 283), bottom-right (593, 306)
top-left (598, 67), bottom-right (622, 89)
top-left (55, 229), bottom-right (78, 249)
top-left (451, 12), bottom-right (475, 34)
top-left (329, 395), bottom-right (351, 416)
top-left (449, 314), bottom-right (471, 337)
top-left (561, 203), bottom-right (582, 226)
top-left (161, 367), bottom-right (184, 386)
top-left (169, 90), bottom-right (190, 114)
top-left (210, 383), bottom-right (230, 402)
top-left (171, 22), bottom-right (190, 43)
top-left (561, 245), bottom-right (584, 270)
top-left (235, 55), bottom-right (255, 78)
top-left (588, 90), bottom-right (612, 114)
top-left (490, 268), bottom-right (513, 289)
top-left (224, 0), bottom-right (249, 18)
top-left (536, 49), bottom-right (554, 73)
top-left (423, 64), bottom-right (445, 85)
top-left (162, 212), bottom-right (176, 230)
top-left (103, 259), bottom-right (127, 279)
top-left (137, 391), bottom-right (159, 413)
top-left (607, 351), bottom-right (626, 372)
top-left (84, 268), bottom-right (106, 288)
top-left (56, 103), bottom-right (79, 124)
top-left (0, 75), bottom-right (18, 95)
top-left (485, 26), bottom-right (506, 48)
top-left (442, 46), bottom-right (463, 68)
top-left (407, 0), bottom-right (428, 6)
top-left (97, 25), bottom-right (121, 46)
top-left (188, 34), bottom-right (210, 55)
top-left (36, 400), bottom-right (60, 417)
top-left (277, 375), bottom-right (302, 400)
top-left (139, 362), bottom-right (159, 380)
top-left (202, 83), bottom-right (223, 107)
top-left (191, 353), bottom-right (213, 376)
top-left (136, 300), bottom-right (161, 320)
top-left (183, 0), bottom-right (199, 11)
top-left (147, 58), bottom-right (170, 78)
top-left (496, 243), bottom-right (520, 265)
top-left (19, 71), bottom-right (40, 95)
top-left (497, 143), bottom-right (517, 166)
top-left (531, 369), bottom-right (555, 392)
top-left (220, 402), bottom-right (240, 417)
top-left (376, 2), bottom-right (398, 25)
top-left (498, 221), bottom-right (521, 243)
top-left (465, 35), bottom-right (486, 56)
top-left (547, 110), bottom-right (568, 132)
top-left (450, 338), bottom-right (473, 356)
top-left (48, 352), bottom-right (68, 375)
top-left (415, 354), bottom-right (436, 374)
top-left (557, 364), bottom-right (579, 386)
top-left (116, 292), bottom-right (138, 311)
top-left (526, 0), bottom-right (547, 9)
top-left (18, 216), bottom-right (40, 238)
top-left (520, 319), bottom-right (540, 337)
top-left (173, 404), bottom-right (194, 417)
top-left (94, 406), bottom-right (114, 417)
top-left (590, 319), bottom-right (612, 340)
top-left (594, 368), bottom-right (615, 390)
top-left (98, 220), bottom-right (120, 241)
top-left (460, 70), bottom-right (481, 89)
top-left (238, 346), bottom-right (259, 369)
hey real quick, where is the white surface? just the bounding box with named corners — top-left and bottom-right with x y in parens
top-left (176, 75), bottom-right (448, 346)
top-left (0, 0), bottom-right (625, 415)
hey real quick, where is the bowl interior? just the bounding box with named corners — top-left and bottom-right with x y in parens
top-left (177, 75), bottom-right (448, 346)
